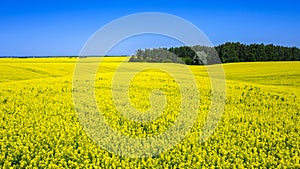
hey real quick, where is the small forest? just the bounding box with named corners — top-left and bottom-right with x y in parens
top-left (129, 42), bottom-right (300, 65)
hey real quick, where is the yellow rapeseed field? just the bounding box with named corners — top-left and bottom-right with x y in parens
top-left (0, 57), bottom-right (299, 168)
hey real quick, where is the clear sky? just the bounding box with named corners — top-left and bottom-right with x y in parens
top-left (0, 0), bottom-right (299, 56)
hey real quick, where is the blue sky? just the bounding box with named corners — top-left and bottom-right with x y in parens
top-left (0, 0), bottom-right (299, 56)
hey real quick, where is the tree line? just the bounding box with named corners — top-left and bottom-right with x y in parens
top-left (129, 42), bottom-right (300, 65)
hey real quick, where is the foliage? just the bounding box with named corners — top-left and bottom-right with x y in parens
top-left (129, 42), bottom-right (300, 64)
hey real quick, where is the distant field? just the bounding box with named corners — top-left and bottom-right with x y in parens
top-left (0, 57), bottom-right (299, 168)
top-left (192, 61), bottom-right (300, 90)
top-left (1, 58), bottom-right (299, 89)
